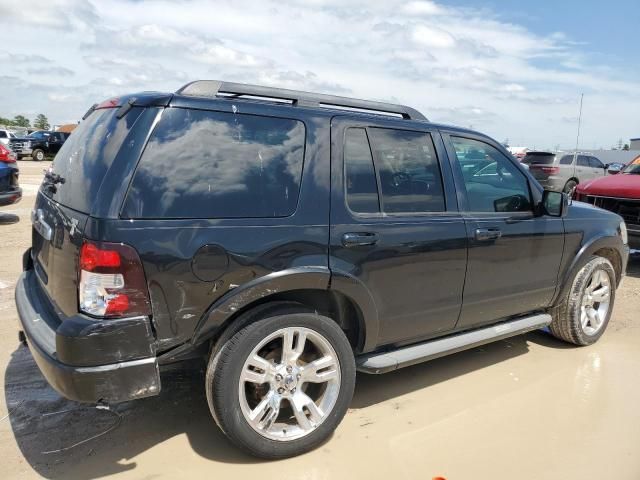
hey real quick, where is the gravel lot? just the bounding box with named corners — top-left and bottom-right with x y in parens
top-left (1, 160), bottom-right (639, 479)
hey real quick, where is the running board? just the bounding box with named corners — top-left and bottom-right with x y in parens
top-left (356, 313), bottom-right (551, 374)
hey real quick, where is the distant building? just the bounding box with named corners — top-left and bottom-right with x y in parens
top-left (631, 138), bottom-right (640, 150)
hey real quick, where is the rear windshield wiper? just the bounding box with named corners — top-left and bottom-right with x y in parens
top-left (42, 169), bottom-right (66, 193)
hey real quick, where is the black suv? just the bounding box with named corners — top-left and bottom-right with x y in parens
top-left (9, 130), bottom-right (70, 161)
top-left (15, 81), bottom-right (630, 458)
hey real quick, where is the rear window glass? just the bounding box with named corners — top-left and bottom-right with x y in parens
top-left (522, 153), bottom-right (555, 165)
top-left (559, 155), bottom-right (574, 165)
top-left (44, 107), bottom-right (143, 213)
top-left (122, 108), bottom-right (306, 219)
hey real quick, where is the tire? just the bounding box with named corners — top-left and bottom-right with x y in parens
top-left (563, 179), bottom-right (577, 196)
top-left (549, 256), bottom-right (616, 345)
top-left (206, 312), bottom-right (356, 459)
top-left (32, 148), bottom-right (45, 161)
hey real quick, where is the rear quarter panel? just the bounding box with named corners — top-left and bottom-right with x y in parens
top-left (85, 101), bottom-right (333, 351)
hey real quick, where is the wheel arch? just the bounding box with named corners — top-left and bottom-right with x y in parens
top-left (188, 267), bottom-right (377, 355)
top-left (553, 234), bottom-right (625, 306)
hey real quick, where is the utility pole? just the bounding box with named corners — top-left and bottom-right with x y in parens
top-left (574, 93), bottom-right (584, 162)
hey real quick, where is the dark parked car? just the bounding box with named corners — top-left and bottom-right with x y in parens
top-left (9, 130), bottom-right (70, 161)
top-left (0, 143), bottom-right (21, 206)
top-left (15, 81), bottom-right (629, 458)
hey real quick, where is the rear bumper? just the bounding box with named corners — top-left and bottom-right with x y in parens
top-left (15, 269), bottom-right (160, 403)
top-left (534, 177), bottom-right (564, 191)
top-left (0, 187), bottom-right (22, 206)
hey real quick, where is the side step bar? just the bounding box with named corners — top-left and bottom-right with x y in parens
top-left (357, 313), bottom-right (551, 374)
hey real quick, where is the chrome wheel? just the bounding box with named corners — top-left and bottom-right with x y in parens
top-left (238, 327), bottom-right (341, 441)
top-left (580, 269), bottom-right (611, 336)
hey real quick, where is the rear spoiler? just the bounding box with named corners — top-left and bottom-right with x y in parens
top-left (82, 92), bottom-right (173, 121)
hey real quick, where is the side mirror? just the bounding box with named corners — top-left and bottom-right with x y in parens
top-left (541, 190), bottom-right (568, 217)
top-left (607, 163), bottom-right (623, 175)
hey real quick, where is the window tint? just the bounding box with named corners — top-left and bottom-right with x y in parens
top-left (577, 155), bottom-right (590, 167)
top-left (344, 128), bottom-right (379, 213)
top-left (123, 108), bottom-right (305, 219)
top-left (559, 155), bottom-right (574, 165)
top-left (523, 153), bottom-right (555, 165)
top-left (451, 137), bottom-right (532, 213)
top-left (589, 156), bottom-right (604, 168)
top-left (45, 107), bottom-right (144, 213)
top-left (367, 128), bottom-right (445, 213)
top-left (0, 131), bottom-right (6, 138)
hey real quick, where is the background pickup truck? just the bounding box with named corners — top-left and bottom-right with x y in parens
top-left (9, 130), bottom-right (70, 161)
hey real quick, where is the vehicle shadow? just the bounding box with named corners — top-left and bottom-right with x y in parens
top-left (5, 329), bottom-right (562, 477)
top-left (0, 213), bottom-right (20, 225)
top-left (4, 346), bottom-right (261, 479)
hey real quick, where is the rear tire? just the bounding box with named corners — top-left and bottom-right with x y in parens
top-left (206, 312), bottom-right (356, 459)
top-left (563, 179), bottom-right (577, 196)
top-left (32, 148), bottom-right (45, 161)
top-left (549, 256), bottom-right (615, 345)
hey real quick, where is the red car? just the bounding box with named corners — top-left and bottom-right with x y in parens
top-left (575, 158), bottom-right (640, 248)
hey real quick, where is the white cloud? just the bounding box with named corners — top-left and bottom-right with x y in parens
top-left (412, 25), bottom-right (456, 48)
top-left (0, 0), bottom-right (636, 148)
top-left (403, 1), bottom-right (446, 15)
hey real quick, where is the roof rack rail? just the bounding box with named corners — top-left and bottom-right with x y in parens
top-left (176, 80), bottom-right (427, 121)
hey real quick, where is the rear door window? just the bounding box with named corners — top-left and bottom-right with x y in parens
top-left (44, 107), bottom-right (144, 213)
top-left (122, 108), bottom-right (306, 219)
top-left (577, 155), bottom-right (590, 167)
top-left (367, 128), bottom-right (445, 213)
top-left (559, 155), bottom-right (574, 165)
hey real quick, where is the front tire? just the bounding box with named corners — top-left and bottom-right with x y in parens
top-left (206, 313), bottom-right (356, 459)
top-left (550, 256), bottom-right (616, 345)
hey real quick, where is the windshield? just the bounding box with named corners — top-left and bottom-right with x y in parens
top-left (622, 158), bottom-right (640, 174)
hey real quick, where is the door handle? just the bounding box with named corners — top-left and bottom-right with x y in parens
top-left (474, 228), bottom-right (502, 241)
top-left (342, 232), bottom-right (379, 247)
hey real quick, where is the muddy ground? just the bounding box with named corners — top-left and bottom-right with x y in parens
top-left (1, 160), bottom-right (639, 479)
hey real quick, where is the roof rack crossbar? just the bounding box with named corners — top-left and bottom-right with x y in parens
top-left (176, 80), bottom-right (427, 121)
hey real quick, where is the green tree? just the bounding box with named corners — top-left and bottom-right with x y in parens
top-left (623, 143), bottom-right (630, 151)
top-left (0, 116), bottom-right (15, 126)
top-left (13, 115), bottom-right (30, 127)
top-left (33, 113), bottom-right (50, 130)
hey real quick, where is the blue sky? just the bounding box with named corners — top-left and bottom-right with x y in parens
top-left (481, 0), bottom-right (638, 70)
top-left (0, 0), bottom-right (638, 149)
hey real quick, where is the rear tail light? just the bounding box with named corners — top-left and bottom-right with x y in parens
top-left (78, 240), bottom-right (151, 318)
top-left (0, 145), bottom-right (16, 163)
top-left (530, 165), bottom-right (560, 174)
